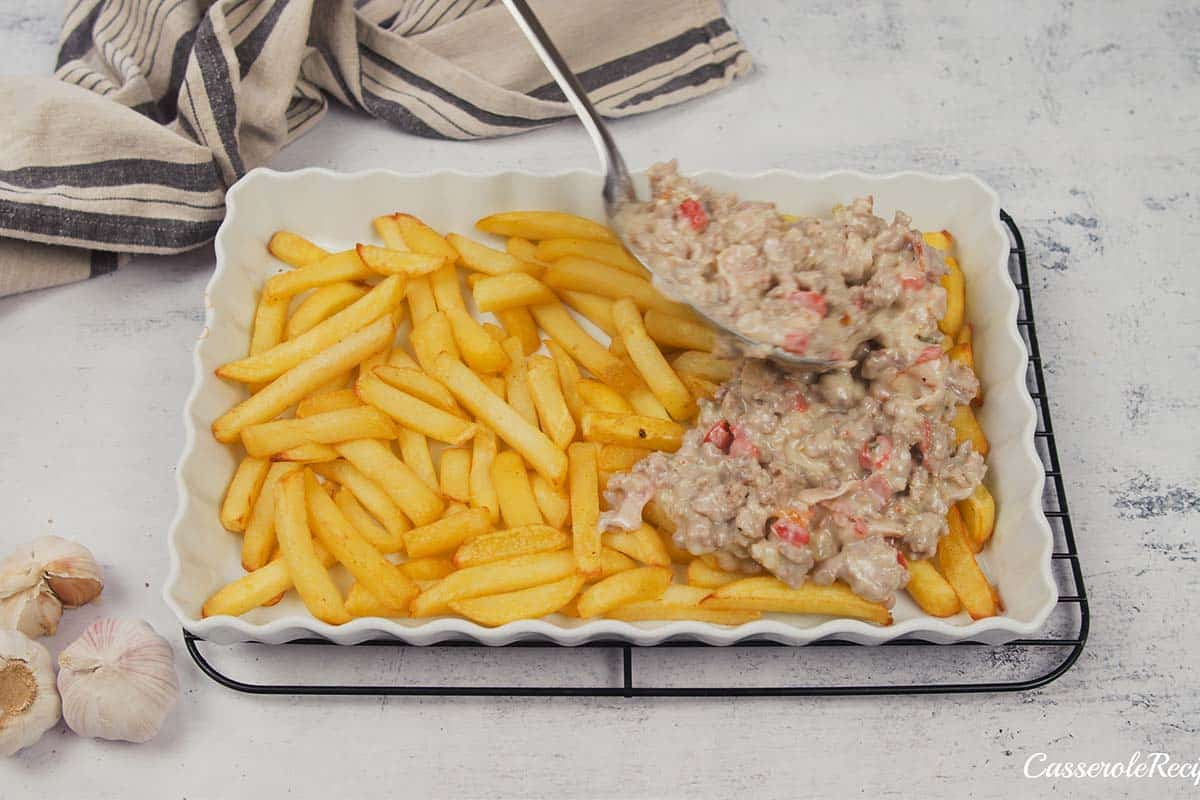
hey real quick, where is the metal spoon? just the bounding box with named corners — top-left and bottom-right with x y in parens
top-left (501, 0), bottom-right (835, 370)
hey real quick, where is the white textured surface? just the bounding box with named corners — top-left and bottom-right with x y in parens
top-left (1, 2), bottom-right (1198, 798)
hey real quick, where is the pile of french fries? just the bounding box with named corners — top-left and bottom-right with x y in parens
top-left (201, 209), bottom-right (999, 629)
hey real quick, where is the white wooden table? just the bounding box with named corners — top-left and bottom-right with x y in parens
top-left (2, 2), bottom-right (1198, 797)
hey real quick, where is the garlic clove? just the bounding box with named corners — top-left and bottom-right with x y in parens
top-left (57, 618), bottom-right (179, 744)
top-left (0, 582), bottom-right (62, 639)
top-left (24, 537), bottom-right (103, 608)
top-left (0, 629), bottom-right (61, 757)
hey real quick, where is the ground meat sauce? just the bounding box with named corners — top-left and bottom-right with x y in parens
top-left (602, 164), bottom-right (987, 606)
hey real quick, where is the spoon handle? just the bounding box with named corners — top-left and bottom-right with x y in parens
top-left (501, 0), bottom-right (634, 206)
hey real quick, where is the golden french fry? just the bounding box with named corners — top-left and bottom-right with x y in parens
top-left (213, 316), bottom-right (393, 443)
top-left (600, 547), bottom-right (638, 577)
top-left (601, 523), bottom-right (671, 567)
top-left (445, 306), bottom-right (510, 374)
top-left (397, 427), bottom-right (438, 491)
top-left (269, 231), bottom-right (329, 267)
top-left (392, 213), bottom-right (459, 260)
top-left (449, 575), bottom-right (585, 627)
top-left (476, 211), bottom-right (615, 242)
top-left (296, 388), bottom-right (361, 418)
top-left (500, 337), bottom-right (538, 426)
top-left (611, 298), bottom-right (696, 420)
top-left (334, 439), bottom-right (445, 525)
top-left (577, 566), bottom-right (672, 618)
top-left (545, 340), bottom-right (586, 425)
top-left (344, 582), bottom-right (407, 618)
top-left (481, 320), bottom-right (505, 341)
top-left (201, 546), bottom-right (331, 618)
top-left (544, 257), bottom-right (694, 317)
top-left (702, 577), bottom-right (893, 625)
top-left (274, 471), bottom-right (349, 624)
top-left (576, 379), bottom-right (634, 415)
top-left (529, 301), bottom-right (636, 390)
top-left (373, 365), bottom-right (461, 415)
top-left (494, 306), bottom-right (540, 355)
top-left (951, 404), bottom-right (989, 457)
top-left (534, 237), bottom-right (647, 277)
top-left (265, 249), bottom-right (375, 300)
top-left (432, 353), bottom-right (568, 486)
top-left (597, 444), bottom-right (651, 473)
top-left (491, 450), bottom-right (544, 528)
top-left (406, 276), bottom-right (437, 324)
top-left (428, 263), bottom-right (464, 311)
top-left (568, 442), bottom-right (601, 579)
top-left (555, 290), bottom-right (616, 337)
top-left (411, 550), bottom-right (577, 617)
top-left (241, 406), bottom-right (397, 458)
top-left (220, 456), bottom-right (270, 533)
top-left (948, 340), bottom-right (983, 405)
top-left (642, 499), bottom-right (676, 534)
top-left (619, 360), bottom-right (674, 421)
top-left (473, 272), bottom-right (555, 311)
top-left (505, 236), bottom-right (549, 266)
top-left (670, 351), bottom-right (736, 383)
top-left (679, 371), bottom-right (720, 401)
top-left (334, 486), bottom-right (404, 554)
top-left (453, 524), bottom-right (569, 568)
top-left (905, 558), bottom-right (961, 617)
top-left (657, 529), bottom-right (692, 564)
top-left (305, 471), bottom-right (419, 611)
top-left (312, 460), bottom-right (411, 541)
top-left (940, 255), bottom-right (965, 337)
top-left (402, 506), bottom-right (494, 558)
top-left (469, 426), bottom-right (501, 523)
top-left (387, 348), bottom-right (420, 369)
top-left (923, 230), bottom-right (954, 251)
top-left (530, 474), bottom-right (570, 528)
top-left (356, 374), bottom-right (477, 445)
top-left (642, 309), bottom-right (716, 352)
top-left (355, 244), bottom-right (444, 276)
top-left (957, 323), bottom-right (973, 346)
top-left (410, 310), bottom-right (461, 372)
top-left (285, 282), bottom-right (367, 340)
top-left (273, 443), bottom-right (340, 463)
top-left (447, 233), bottom-right (541, 276)
top-left (936, 513), bottom-right (998, 619)
top-left (247, 292), bottom-right (288, 393)
top-left (686, 558), bottom-right (740, 589)
top-left (439, 447), bottom-right (472, 503)
top-left (241, 462), bottom-right (303, 571)
top-left (581, 410), bottom-right (684, 451)
top-left (399, 557), bottom-right (455, 581)
top-left (958, 482), bottom-right (996, 552)
top-left (526, 355), bottom-right (576, 449)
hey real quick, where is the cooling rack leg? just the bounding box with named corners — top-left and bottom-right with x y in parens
top-left (622, 645), bottom-right (633, 697)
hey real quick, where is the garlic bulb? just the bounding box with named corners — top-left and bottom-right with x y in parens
top-left (57, 618), bottom-right (178, 743)
top-left (0, 537), bottom-right (103, 638)
top-left (0, 629), bottom-right (61, 757)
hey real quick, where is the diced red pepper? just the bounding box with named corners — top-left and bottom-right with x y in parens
top-left (703, 420), bottom-right (733, 452)
top-left (900, 274), bottom-right (927, 291)
top-left (794, 393), bottom-right (809, 412)
top-left (678, 198), bottom-right (708, 232)
top-left (728, 424), bottom-right (760, 461)
top-left (896, 551), bottom-right (908, 568)
top-left (858, 435), bottom-right (893, 471)
top-left (914, 345), bottom-right (943, 365)
top-left (853, 517), bottom-right (869, 538)
top-left (783, 332), bottom-right (809, 354)
top-left (789, 290), bottom-right (827, 318)
top-left (771, 510), bottom-right (811, 546)
top-left (920, 418), bottom-right (933, 458)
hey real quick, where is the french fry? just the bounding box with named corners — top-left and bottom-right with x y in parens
top-left (600, 547), bottom-right (638, 577)
top-left (334, 439), bottom-right (445, 525)
top-left (494, 307), bottom-right (540, 355)
top-left (265, 249), bottom-right (374, 300)
top-left (923, 230), bottom-right (954, 251)
top-left (373, 365), bottom-right (461, 415)
top-left (576, 566), bottom-right (672, 618)
top-left (499, 337), bottom-right (538, 426)
top-left (526, 355), bottom-right (576, 449)
top-left (556, 289), bottom-right (616, 337)
top-left (469, 427), bottom-right (500, 523)
top-left (947, 341), bottom-right (982, 405)
top-left (393, 213), bottom-right (459, 261)
top-left (449, 575), bottom-right (584, 627)
top-left (295, 388), bottom-right (361, 418)
top-left (939, 255), bottom-right (965, 338)
top-left (387, 348), bottom-right (420, 369)
top-left (201, 546), bottom-right (334, 618)
top-left (643, 499), bottom-right (677, 534)
top-left (274, 471), bottom-right (349, 624)
top-left (568, 442), bottom-right (602, 579)
top-left (272, 443), bottom-right (340, 463)
top-left (220, 456), bottom-right (270, 532)
top-left (534, 237), bottom-right (646, 277)
top-left (213, 316), bottom-right (394, 443)
top-left (576, 379), bottom-right (634, 414)
top-left (285, 282), bottom-right (367, 340)
top-left (305, 471), bottom-right (419, 611)
top-left (355, 244), bottom-right (444, 276)
top-left (402, 507), bottom-right (494, 558)
top-left (399, 556), bottom-right (456, 581)
top-left (481, 320), bottom-right (505, 341)
top-left (334, 487), bottom-right (404, 554)
top-left (601, 524), bottom-right (671, 567)
top-left (686, 557), bottom-right (741, 589)
top-left (447, 233), bottom-right (541, 276)
top-left (473, 272), bottom-right (555, 311)
top-left (344, 582), bottom-right (407, 618)
top-left (410, 550), bottom-right (577, 617)
top-left (491, 450), bottom-right (544, 528)
top-left (701, 577), bottom-right (893, 625)
top-left (241, 462), bottom-right (303, 571)
top-left (621, 363), bottom-right (674, 420)
top-left (936, 512), bottom-right (998, 619)
top-left (397, 427), bottom-right (439, 491)
top-left (531, 474), bottom-right (570, 528)
top-left (269, 231), bottom-right (328, 267)
top-left (529, 301), bottom-right (637, 390)
top-left (219, 276), bottom-right (405, 384)
top-left (446, 306), bottom-right (510, 374)
top-left (432, 353), bottom-right (568, 486)
top-left (247, 292), bottom-right (288, 392)
top-left (658, 529), bottom-right (692, 564)
top-left (957, 323), bottom-right (973, 346)
top-left (679, 372), bottom-right (720, 401)
top-left (642, 309), bottom-right (716, 352)
top-left (410, 310), bottom-right (460, 372)
top-left (429, 263), bottom-right (465, 312)
top-left (905, 558), bottom-right (961, 617)
top-left (241, 406), bottom-right (397, 458)
top-left (581, 410), bottom-right (685, 451)
top-left (612, 298), bottom-right (696, 421)
top-left (406, 276), bottom-right (438, 324)
top-left (545, 340), bottom-right (586, 425)
top-left (453, 524), bottom-right (569, 568)
top-left (476, 211), bottom-right (616, 242)
top-left (544, 257), bottom-right (694, 317)
top-left (951, 405), bottom-right (989, 457)
top-left (312, 460), bottom-right (411, 541)
top-left (957, 482), bottom-right (996, 552)
top-left (439, 447), bottom-right (472, 503)
top-left (670, 351), bottom-right (736, 384)
top-left (505, 236), bottom-right (549, 266)
top-left (356, 374), bottom-right (477, 445)
top-left (597, 444), bottom-right (651, 473)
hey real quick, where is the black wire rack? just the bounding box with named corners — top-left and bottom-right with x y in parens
top-left (183, 211), bottom-right (1088, 697)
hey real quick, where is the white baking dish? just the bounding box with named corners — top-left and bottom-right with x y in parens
top-left (164, 167), bottom-right (1056, 646)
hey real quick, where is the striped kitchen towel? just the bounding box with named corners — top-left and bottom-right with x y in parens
top-left (0, 0), bottom-right (752, 297)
